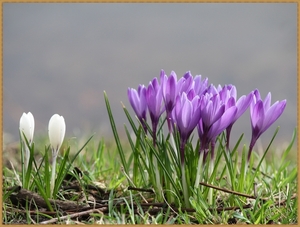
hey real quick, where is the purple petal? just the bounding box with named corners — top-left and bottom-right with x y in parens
top-left (208, 106), bottom-right (237, 139)
top-left (250, 100), bottom-right (265, 138)
top-left (193, 75), bottom-right (208, 96)
top-left (234, 91), bottom-right (253, 121)
top-left (181, 100), bottom-right (192, 129)
top-left (263, 92), bottom-right (272, 110)
top-left (262, 100), bottom-right (286, 133)
top-left (128, 88), bottom-right (140, 114)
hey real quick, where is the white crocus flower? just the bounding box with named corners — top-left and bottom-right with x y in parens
top-left (48, 114), bottom-right (66, 196)
top-left (19, 112), bottom-right (35, 144)
top-left (48, 114), bottom-right (66, 156)
top-left (19, 112), bottom-right (35, 171)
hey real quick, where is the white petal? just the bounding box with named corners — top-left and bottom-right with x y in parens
top-left (19, 112), bottom-right (35, 144)
top-left (48, 114), bottom-right (66, 153)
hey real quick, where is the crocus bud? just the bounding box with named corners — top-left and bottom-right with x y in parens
top-left (48, 114), bottom-right (66, 197)
top-left (19, 112), bottom-right (35, 172)
top-left (19, 112), bottom-right (35, 145)
top-left (128, 85), bottom-right (148, 133)
top-left (48, 114), bottom-right (66, 154)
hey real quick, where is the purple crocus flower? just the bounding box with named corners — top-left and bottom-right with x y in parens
top-left (206, 83), bottom-right (220, 95)
top-left (197, 92), bottom-right (237, 161)
top-left (177, 71), bottom-right (194, 95)
top-left (174, 92), bottom-right (201, 165)
top-left (219, 85), bottom-right (253, 150)
top-left (192, 75), bottom-right (209, 96)
top-left (161, 70), bottom-right (178, 132)
top-left (128, 85), bottom-right (148, 133)
top-left (248, 89), bottom-right (286, 161)
top-left (146, 77), bottom-right (165, 146)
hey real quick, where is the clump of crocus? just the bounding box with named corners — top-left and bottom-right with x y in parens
top-left (48, 114), bottom-right (66, 196)
top-left (248, 89), bottom-right (286, 162)
top-left (125, 69), bottom-right (288, 208)
top-left (128, 84), bottom-right (148, 133)
top-left (19, 112), bottom-right (35, 172)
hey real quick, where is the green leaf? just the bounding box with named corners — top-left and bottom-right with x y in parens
top-left (104, 91), bottom-right (129, 175)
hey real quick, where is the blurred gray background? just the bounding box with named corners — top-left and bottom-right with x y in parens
top-left (3, 3), bottom-right (297, 150)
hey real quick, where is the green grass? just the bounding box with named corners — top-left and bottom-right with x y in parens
top-left (2, 132), bottom-right (297, 224)
top-left (2, 93), bottom-right (297, 224)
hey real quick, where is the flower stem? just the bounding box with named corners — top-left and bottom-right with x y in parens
top-left (208, 159), bottom-right (214, 205)
top-left (247, 143), bottom-right (254, 163)
top-left (168, 132), bottom-right (178, 204)
top-left (145, 155), bottom-right (149, 183)
top-left (50, 150), bottom-right (58, 198)
top-left (179, 139), bottom-right (189, 207)
top-left (181, 163), bottom-right (189, 208)
top-left (153, 155), bottom-right (162, 201)
top-left (170, 132), bottom-right (178, 159)
top-left (194, 151), bottom-right (204, 188)
top-left (24, 145), bottom-right (30, 173)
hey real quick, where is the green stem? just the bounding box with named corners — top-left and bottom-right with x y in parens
top-left (208, 160), bottom-right (214, 205)
top-left (169, 132), bottom-right (178, 199)
top-left (243, 163), bottom-right (248, 187)
top-left (145, 154), bottom-right (149, 183)
top-left (194, 152), bottom-right (204, 188)
top-left (50, 150), bottom-right (58, 198)
top-left (153, 156), bottom-right (162, 201)
top-left (170, 132), bottom-right (178, 159)
top-left (25, 145), bottom-right (30, 173)
top-left (181, 164), bottom-right (189, 208)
